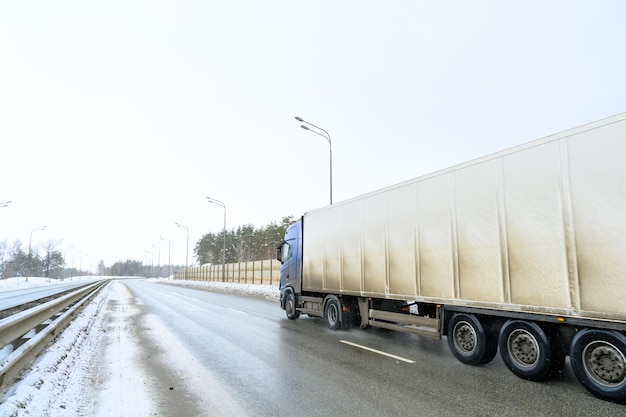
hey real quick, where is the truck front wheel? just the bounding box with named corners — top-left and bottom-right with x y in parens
top-left (447, 313), bottom-right (497, 365)
top-left (570, 329), bottom-right (626, 403)
top-left (498, 320), bottom-right (564, 381)
top-left (284, 291), bottom-right (300, 320)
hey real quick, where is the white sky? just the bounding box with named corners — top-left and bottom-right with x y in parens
top-left (1, 1), bottom-right (625, 268)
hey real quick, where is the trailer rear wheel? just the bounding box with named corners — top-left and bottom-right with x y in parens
top-left (499, 320), bottom-right (563, 381)
top-left (284, 291), bottom-right (300, 320)
top-left (570, 329), bottom-right (626, 403)
top-left (325, 297), bottom-right (342, 330)
top-left (447, 313), bottom-right (497, 365)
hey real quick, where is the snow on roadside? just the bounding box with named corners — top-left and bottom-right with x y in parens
top-left (152, 278), bottom-right (280, 302)
top-left (0, 281), bottom-right (110, 417)
top-left (0, 277), bottom-right (96, 293)
top-left (91, 282), bottom-right (155, 417)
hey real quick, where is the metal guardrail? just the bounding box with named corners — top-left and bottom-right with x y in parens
top-left (0, 280), bottom-right (110, 390)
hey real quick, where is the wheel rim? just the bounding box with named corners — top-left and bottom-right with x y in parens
top-left (507, 329), bottom-right (540, 368)
top-left (328, 304), bottom-right (338, 325)
top-left (285, 294), bottom-right (295, 314)
top-left (582, 341), bottom-right (626, 388)
top-left (453, 321), bottom-right (476, 354)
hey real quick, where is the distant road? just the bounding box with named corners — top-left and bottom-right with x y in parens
top-left (91, 280), bottom-right (625, 416)
top-left (0, 280), bottom-right (99, 311)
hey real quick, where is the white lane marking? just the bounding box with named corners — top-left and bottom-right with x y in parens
top-left (228, 308), bottom-right (247, 315)
top-left (339, 340), bottom-right (416, 364)
top-left (173, 293), bottom-right (200, 301)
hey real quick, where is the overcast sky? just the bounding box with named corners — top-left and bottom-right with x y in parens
top-left (1, 1), bottom-right (625, 269)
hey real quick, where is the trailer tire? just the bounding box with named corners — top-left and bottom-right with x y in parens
top-left (447, 313), bottom-right (497, 365)
top-left (570, 329), bottom-right (626, 403)
top-left (499, 320), bottom-right (563, 381)
top-left (284, 291), bottom-right (300, 320)
top-left (325, 297), bottom-right (342, 330)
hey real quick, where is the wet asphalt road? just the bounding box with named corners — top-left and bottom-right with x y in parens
top-left (124, 280), bottom-right (625, 417)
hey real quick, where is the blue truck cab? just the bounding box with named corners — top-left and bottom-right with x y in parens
top-left (276, 219), bottom-right (302, 318)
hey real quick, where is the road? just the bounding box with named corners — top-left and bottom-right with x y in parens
top-left (0, 280), bottom-right (99, 311)
top-left (89, 280), bottom-right (625, 416)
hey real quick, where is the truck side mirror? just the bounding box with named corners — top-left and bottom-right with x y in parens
top-left (276, 242), bottom-right (284, 263)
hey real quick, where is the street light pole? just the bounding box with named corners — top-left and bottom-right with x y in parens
top-left (79, 252), bottom-right (88, 278)
top-left (152, 244), bottom-right (161, 277)
top-left (160, 236), bottom-right (171, 279)
top-left (206, 196), bottom-right (226, 282)
top-left (63, 245), bottom-right (74, 280)
top-left (72, 250), bottom-right (81, 280)
top-left (175, 222), bottom-right (189, 280)
top-left (295, 116), bottom-right (333, 205)
top-left (145, 250), bottom-right (153, 277)
top-left (29, 225), bottom-right (47, 257)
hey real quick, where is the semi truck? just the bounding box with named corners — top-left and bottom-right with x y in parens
top-left (276, 112), bottom-right (626, 403)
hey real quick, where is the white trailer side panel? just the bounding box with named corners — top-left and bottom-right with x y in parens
top-left (569, 120), bottom-right (626, 315)
top-left (302, 113), bottom-right (626, 321)
top-left (454, 160), bottom-right (503, 303)
top-left (503, 141), bottom-right (570, 309)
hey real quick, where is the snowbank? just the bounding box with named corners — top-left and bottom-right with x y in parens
top-left (0, 280), bottom-right (110, 416)
top-left (152, 278), bottom-right (280, 302)
top-left (0, 276), bottom-right (101, 292)
top-left (0, 277), bottom-right (280, 302)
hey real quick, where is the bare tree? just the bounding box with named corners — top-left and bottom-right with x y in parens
top-left (41, 240), bottom-right (65, 279)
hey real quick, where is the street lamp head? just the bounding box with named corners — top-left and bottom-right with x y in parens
top-left (300, 124), bottom-right (310, 131)
top-left (295, 116), bottom-right (304, 122)
top-left (206, 196), bottom-right (226, 208)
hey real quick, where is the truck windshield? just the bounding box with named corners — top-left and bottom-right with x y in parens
top-left (281, 241), bottom-right (292, 263)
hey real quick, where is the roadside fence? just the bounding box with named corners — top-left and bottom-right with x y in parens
top-left (173, 259), bottom-right (280, 286)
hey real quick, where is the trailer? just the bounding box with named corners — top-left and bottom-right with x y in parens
top-left (277, 112), bottom-right (626, 403)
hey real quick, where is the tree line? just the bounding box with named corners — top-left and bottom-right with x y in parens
top-left (193, 216), bottom-right (294, 265)
top-left (0, 216), bottom-right (294, 279)
top-left (0, 240), bottom-right (80, 279)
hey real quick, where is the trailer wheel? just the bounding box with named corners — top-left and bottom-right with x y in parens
top-left (325, 297), bottom-right (342, 330)
top-left (447, 313), bottom-right (497, 365)
top-left (570, 329), bottom-right (626, 403)
top-left (284, 291), bottom-right (300, 320)
top-left (498, 320), bottom-right (563, 381)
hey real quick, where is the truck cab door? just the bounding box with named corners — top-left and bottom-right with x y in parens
top-left (278, 221), bottom-right (302, 294)
top-left (278, 239), bottom-right (296, 288)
